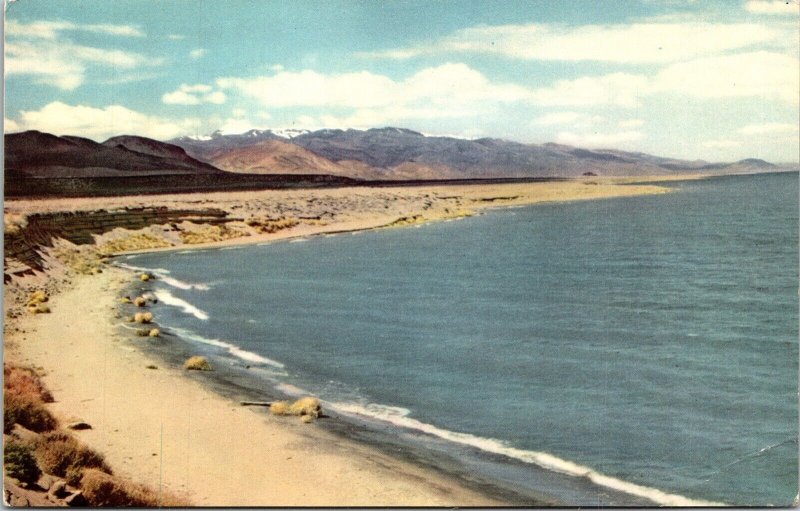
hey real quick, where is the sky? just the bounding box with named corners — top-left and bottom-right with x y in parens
top-left (4, 0), bottom-right (799, 162)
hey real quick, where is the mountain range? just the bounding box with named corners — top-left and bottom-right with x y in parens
top-left (5, 127), bottom-right (780, 184)
top-left (170, 127), bottom-right (778, 179)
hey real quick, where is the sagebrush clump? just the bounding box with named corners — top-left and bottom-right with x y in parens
top-left (183, 356), bottom-right (211, 371)
top-left (33, 431), bottom-right (111, 478)
top-left (133, 312), bottom-right (153, 324)
top-left (80, 468), bottom-right (187, 507)
top-left (27, 303), bottom-right (51, 314)
top-left (269, 396), bottom-right (322, 421)
top-left (245, 217), bottom-right (299, 234)
top-left (3, 364), bottom-right (57, 433)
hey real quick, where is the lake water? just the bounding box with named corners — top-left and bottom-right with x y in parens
top-left (124, 172), bottom-right (798, 506)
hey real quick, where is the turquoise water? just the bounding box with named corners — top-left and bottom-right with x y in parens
top-left (125, 172), bottom-right (798, 505)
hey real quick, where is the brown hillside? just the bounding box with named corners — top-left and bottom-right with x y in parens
top-left (208, 139), bottom-right (379, 178)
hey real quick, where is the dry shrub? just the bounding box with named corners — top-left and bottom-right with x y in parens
top-left (3, 393), bottom-right (57, 433)
top-left (51, 244), bottom-right (105, 275)
top-left (289, 397), bottom-right (322, 418)
top-left (135, 329), bottom-right (151, 337)
top-left (133, 312), bottom-right (153, 324)
top-left (119, 297), bottom-right (131, 304)
top-left (269, 401), bottom-right (290, 415)
top-left (389, 215), bottom-right (424, 227)
top-left (4, 213), bottom-right (27, 235)
top-left (3, 364), bottom-right (57, 434)
top-left (4, 365), bottom-right (54, 403)
top-left (178, 223), bottom-right (249, 245)
top-left (33, 431), bottom-right (110, 478)
top-left (148, 328), bottom-right (160, 338)
top-left (139, 273), bottom-right (152, 282)
top-left (80, 468), bottom-right (187, 507)
top-left (246, 217), bottom-right (299, 234)
top-left (27, 304), bottom-right (51, 314)
top-left (98, 233), bottom-right (170, 255)
top-left (133, 296), bottom-right (147, 307)
top-left (270, 397), bottom-right (322, 421)
top-left (183, 356), bottom-right (211, 371)
top-left (26, 290), bottom-right (48, 306)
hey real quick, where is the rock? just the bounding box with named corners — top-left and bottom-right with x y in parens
top-left (67, 422), bottom-right (92, 431)
top-left (49, 480), bottom-right (68, 498)
top-left (11, 423), bottom-right (41, 443)
top-left (64, 491), bottom-right (87, 506)
top-left (36, 474), bottom-right (58, 491)
top-left (9, 493), bottom-right (30, 506)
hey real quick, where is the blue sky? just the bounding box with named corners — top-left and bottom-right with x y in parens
top-left (4, 0), bottom-right (799, 162)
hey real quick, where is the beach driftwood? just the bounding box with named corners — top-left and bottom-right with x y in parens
top-left (240, 401), bottom-right (272, 407)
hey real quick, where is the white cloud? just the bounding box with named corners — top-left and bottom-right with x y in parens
top-left (702, 139), bottom-right (739, 149)
top-left (738, 122), bottom-right (799, 135)
top-left (364, 22), bottom-right (785, 63)
top-left (651, 51), bottom-right (798, 103)
top-left (530, 73), bottom-right (649, 107)
top-left (190, 48), bottom-right (207, 60)
top-left (618, 119), bottom-right (645, 128)
top-left (162, 84), bottom-right (227, 105)
top-left (745, 0), bottom-right (799, 15)
top-left (556, 130), bottom-right (644, 148)
top-left (4, 19), bottom-right (143, 38)
top-left (217, 63), bottom-right (529, 120)
top-left (5, 20), bottom-right (159, 90)
top-left (527, 51), bottom-right (797, 108)
top-left (84, 23), bottom-right (145, 37)
top-left (534, 111), bottom-right (605, 127)
top-left (12, 102), bottom-right (200, 141)
top-left (5, 117), bottom-right (21, 132)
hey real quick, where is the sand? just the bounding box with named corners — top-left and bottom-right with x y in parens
top-left (3, 177), bottom-right (693, 506)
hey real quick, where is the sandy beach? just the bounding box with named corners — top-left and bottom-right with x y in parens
top-left (3, 177), bottom-right (689, 506)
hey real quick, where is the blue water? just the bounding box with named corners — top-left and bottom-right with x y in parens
top-left (125, 172), bottom-right (798, 506)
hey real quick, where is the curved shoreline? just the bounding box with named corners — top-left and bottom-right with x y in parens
top-left (4, 177), bottom-right (707, 506)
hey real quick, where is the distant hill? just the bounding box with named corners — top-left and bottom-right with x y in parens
top-left (170, 127), bottom-right (781, 180)
top-left (5, 130), bottom-right (223, 178)
top-left (203, 138), bottom-right (387, 179)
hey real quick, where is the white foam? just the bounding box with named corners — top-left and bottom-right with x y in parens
top-left (158, 275), bottom-right (211, 291)
top-left (289, 238), bottom-right (308, 243)
top-left (330, 402), bottom-right (725, 507)
top-left (114, 262), bottom-right (210, 290)
top-left (170, 326), bottom-right (285, 369)
top-left (275, 382), bottom-right (306, 396)
top-left (153, 290), bottom-right (209, 320)
top-left (114, 262), bottom-right (171, 274)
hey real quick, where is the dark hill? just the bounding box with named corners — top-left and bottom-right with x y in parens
top-left (5, 130), bottom-right (223, 178)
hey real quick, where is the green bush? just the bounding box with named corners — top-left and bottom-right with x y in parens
top-left (4, 441), bottom-right (42, 484)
